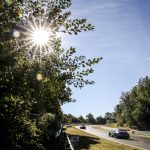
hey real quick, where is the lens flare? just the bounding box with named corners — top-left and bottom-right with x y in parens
top-left (13, 30), bottom-right (20, 38)
top-left (36, 73), bottom-right (43, 81)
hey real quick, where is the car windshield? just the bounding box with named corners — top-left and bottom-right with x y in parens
top-left (118, 129), bottom-right (126, 132)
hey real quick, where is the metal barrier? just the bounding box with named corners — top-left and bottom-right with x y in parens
top-left (64, 132), bottom-right (74, 150)
top-left (55, 131), bottom-right (74, 150)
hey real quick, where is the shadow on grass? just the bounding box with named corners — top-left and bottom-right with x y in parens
top-left (68, 134), bottom-right (100, 150)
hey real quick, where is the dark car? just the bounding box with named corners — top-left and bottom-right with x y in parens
top-left (80, 124), bottom-right (86, 129)
top-left (108, 129), bottom-right (130, 139)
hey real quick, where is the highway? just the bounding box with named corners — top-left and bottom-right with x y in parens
top-left (76, 125), bottom-right (150, 150)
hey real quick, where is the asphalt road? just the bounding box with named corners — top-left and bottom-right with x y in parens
top-left (76, 125), bottom-right (150, 150)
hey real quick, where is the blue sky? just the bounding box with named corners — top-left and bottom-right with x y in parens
top-left (61, 0), bottom-right (150, 118)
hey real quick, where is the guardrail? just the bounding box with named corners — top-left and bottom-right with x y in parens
top-left (55, 131), bottom-right (74, 150)
top-left (64, 132), bottom-right (74, 150)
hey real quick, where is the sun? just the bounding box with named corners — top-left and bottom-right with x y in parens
top-left (14, 16), bottom-right (56, 62)
top-left (31, 28), bottom-right (50, 46)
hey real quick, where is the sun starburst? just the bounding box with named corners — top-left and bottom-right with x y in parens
top-left (31, 29), bottom-right (49, 46)
top-left (13, 15), bottom-right (56, 62)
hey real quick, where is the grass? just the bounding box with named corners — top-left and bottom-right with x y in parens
top-left (92, 125), bottom-right (108, 131)
top-left (65, 127), bottom-right (140, 150)
top-left (105, 123), bottom-right (119, 128)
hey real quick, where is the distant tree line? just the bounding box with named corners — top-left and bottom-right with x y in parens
top-left (114, 76), bottom-right (150, 130)
top-left (62, 114), bottom-right (87, 124)
top-left (62, 112), bottom-right (115, 125)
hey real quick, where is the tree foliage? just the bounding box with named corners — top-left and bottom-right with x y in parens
top-left (0, 0), bottom-right (101, 149)
top-left (86, 113), bottom-right (96, 124)
top-left (62, 114), bottom-right (87, 124)
top-left (96, 115), bottom-right (106, 125)
top-left (0, 95), bottom-right (44, 150)
top-left (114, 76), bottom-right (150, 130)
top-left (104, 112), bottom-right (114, 120)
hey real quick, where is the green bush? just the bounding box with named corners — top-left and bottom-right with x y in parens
top-left (38, 113), bottom-right (61, 149)
top-left (38, 113), bottom-right (61, 137)
top-left (0, 95), bottom-right (45, 150)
